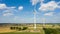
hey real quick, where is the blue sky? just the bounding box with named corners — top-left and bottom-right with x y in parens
top-left (0, 0), bottom-right (60, 23)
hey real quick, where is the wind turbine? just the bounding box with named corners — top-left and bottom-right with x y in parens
top-left (40, 0), bottom-right (45, 27)
top-left (33, 9), bottom-right (37, 30)
top-left (33, 2), bottom-right (37, 30)
top-left (33, 0), bottom-right (44, 30)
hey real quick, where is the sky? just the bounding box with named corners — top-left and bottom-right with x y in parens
top-left (0, 0), bottom-right (60, 23)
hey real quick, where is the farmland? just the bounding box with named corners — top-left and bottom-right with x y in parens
top-left (0, 23), bottom-right (60, 34)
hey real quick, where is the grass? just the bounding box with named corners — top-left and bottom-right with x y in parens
top-left (43, 28), bottom-right (60, 34)
top-left (0, 32), bottom-right (40, 34)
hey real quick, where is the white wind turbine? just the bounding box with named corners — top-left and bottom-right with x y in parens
top-left (33, 3), bottom-right (37, 30)
top-left (33, 0), bottom-right (44, 30)
top-left (40, 0), bottom-right (45, 27)
top-left (33, 8), bottom-right (37, 30)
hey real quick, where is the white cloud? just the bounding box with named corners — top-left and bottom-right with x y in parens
top-left (18, 6), bottom-right (23, 11)
top-left (0, 4), bottom-right (6, 9)
top-left (10, 7), bottom-right (16, 9)
top-left (39, 1), bottom-right (60, 11)
top-left (3, 13), bottom-right (13, 16)
top-left (3, 10), bottom-right (14, 16)
top-left (30, 0), bottom-right (40, 5)
top-left (44, 12), bottom-right (54, 16)
top-left (0, 3), bottom-right (16, 10)
top-left (0, 3), bottom-right (17, 16)
top-left (30, 0), bottom-right (44, 5)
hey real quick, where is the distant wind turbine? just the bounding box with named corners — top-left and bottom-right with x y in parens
top-left (40, 0), bottom-right (45, 27)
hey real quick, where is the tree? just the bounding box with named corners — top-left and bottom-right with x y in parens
top-left (22, 27), bottom-right (28, 30)
top-left (10, 27), bottom-right (15, 30)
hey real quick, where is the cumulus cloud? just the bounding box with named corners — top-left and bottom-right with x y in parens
top-left (0, 4), bottom-right (23, 17)
top-left (0, 3), bottom-right (16, 10)
top-left (39, 1), bottom-right (60, 11)
top-left (18, 6), bottom-right (23, 11)
top-left (0, 3), bottom-right (18, 16)
top-left (0, 4), bottom-right (6, 9)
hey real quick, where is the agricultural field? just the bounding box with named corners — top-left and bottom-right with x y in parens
top-left (0, 32), bottom-right (40, 34)
top-left (0, 23), bottom-right (60, 34)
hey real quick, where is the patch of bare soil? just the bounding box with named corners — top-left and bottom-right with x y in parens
top-left (0, 27), bottom-right (16, 33)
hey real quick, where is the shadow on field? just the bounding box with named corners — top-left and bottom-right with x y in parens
top-left (43, 28), bottom-right (60, 34)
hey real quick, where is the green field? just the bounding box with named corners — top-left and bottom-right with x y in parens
top-left (43, 28), bottom-right (60, 34)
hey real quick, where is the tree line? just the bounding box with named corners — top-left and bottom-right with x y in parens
top-left (10, 26), bottom-right (28, 31)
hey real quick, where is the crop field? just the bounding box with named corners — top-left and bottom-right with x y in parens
top-left (0, 23), bottom-right (60, 34)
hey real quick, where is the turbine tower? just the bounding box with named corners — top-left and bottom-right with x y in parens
top-left (33, 9), bottom-right (36, 30)
top-left (42, 18), bottom-right (46, 27)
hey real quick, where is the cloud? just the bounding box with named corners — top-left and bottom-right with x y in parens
top-left (10, 7), bottom-right (16, 9)
top-left (0, 3), bottom-right (18, 16)
top-left (2, 9), bottom-right (15, 16)
top-left (30, 0), bottom-right (44, 5)
top-left (44, 12), bottom-right (54, 16)
top-left (18, 6), bottom-right (23, 11)
top-left (0, 4), bottom-right (6, 9)
top-left (3, 13), bottom-right (13, 16)
top-left (30, 0), bottom-right (39, 5)
top-left (0, 3), bottom-right (17, 13)
top-left (0, 4), bottom-right (23, 17)
top-left (3, 10), bottom-right (14, 16)
top-left (3, 10), bottom-right (11, 13)
top-left (0, 3), bottom-right (16, 10)
top-left (39, 1), bottom-right (60, 11)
